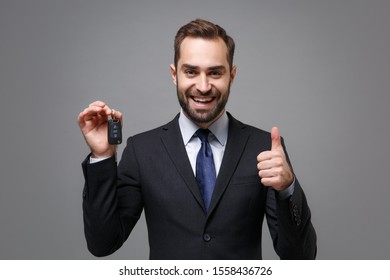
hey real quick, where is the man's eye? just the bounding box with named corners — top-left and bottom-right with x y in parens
top-left (210, 71), bottom-right (222, 77)
top-left (185, 70), bottom-right (196, 76)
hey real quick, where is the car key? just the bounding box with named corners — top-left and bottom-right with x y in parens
top-left (108, 117), bottom-right (122, 145)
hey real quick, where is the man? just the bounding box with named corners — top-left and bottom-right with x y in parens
top-left (78, 19), bottom-right (316, 259)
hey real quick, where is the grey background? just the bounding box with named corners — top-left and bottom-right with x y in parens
top-left (0, 0), bottom-right (389, 259)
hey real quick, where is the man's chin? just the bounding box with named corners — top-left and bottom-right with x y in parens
top-left (186, 108), bottom-right (222, 124)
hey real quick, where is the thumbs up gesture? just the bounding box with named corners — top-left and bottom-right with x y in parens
top-left (257, 127), bottom-right (294, 191)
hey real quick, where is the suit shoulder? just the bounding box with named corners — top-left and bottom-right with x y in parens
top-left (244, 123), bottom-right (270, 137)
top-left (126, 115), bottom-right (178, 143)
top-left (228, 113), bottom-right (270, 138)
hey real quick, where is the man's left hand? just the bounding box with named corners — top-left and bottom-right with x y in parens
top-left (257, 127), bottom-right (294, 191)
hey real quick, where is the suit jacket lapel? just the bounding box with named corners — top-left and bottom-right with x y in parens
top-left (160, 115), bottom-right (205, 211)
top-left (207, 113), bottom-right (250, 216)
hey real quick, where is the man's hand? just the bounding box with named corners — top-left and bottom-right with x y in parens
top-left (257, 127), bottom-right (294, 191)
top-left (77, 100), bottom-right (123, 158)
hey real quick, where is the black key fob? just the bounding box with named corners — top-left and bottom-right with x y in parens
top-left (108, 118), bottom-right (122, 145)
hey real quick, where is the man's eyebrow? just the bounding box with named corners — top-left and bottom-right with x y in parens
top-left (181, 64), bottom-right (226, 71)
top-left (181, 64), bottom-right (198, 70)
top-left (208, 65), bottom-right (226, 71)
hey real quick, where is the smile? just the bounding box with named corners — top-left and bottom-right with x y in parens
top-left (191, 97), bottom-right (215, 104)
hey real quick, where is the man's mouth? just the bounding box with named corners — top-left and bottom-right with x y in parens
top-left (191, 96), bottom-right (215, 104)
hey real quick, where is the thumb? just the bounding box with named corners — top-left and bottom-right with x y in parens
top-left (271, 126), bottom-right (282, 150)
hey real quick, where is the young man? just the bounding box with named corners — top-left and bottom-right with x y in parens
top-left (78, 19), bottom-right (316, 259)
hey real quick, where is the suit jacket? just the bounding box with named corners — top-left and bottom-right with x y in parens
top-left (82, 113), bottom-right (316, 259)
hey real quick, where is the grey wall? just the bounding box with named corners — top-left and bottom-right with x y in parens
top-left (1, 0), bottom-right (389, 259)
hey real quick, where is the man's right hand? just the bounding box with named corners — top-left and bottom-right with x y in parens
top-left (77, 100), bottom-right (123, 158)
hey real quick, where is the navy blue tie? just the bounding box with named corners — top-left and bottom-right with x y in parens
top-left (196, 129), bottom-right (216, 212)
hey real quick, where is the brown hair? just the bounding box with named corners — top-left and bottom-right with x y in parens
top-left (174, 19), bottom-right (235, 69)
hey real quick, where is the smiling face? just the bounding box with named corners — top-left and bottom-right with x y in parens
top-left (170, 37), bottom-right (237, 128)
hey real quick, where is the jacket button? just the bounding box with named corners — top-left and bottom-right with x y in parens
top-left (203, 233), bottom-right (211, 242)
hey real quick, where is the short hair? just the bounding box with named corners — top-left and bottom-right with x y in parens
top-left (174, 19), bottom-right (235, 69)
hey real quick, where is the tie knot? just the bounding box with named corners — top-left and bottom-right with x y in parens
top-left (196, 129), bottom-right (210, 143)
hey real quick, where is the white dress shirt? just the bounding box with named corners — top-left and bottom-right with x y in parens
top-left (178, 109), bottom-right (228, 176)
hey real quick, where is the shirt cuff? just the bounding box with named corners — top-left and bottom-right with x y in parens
top-left (89, 156), bottom-right (110, 164)
top-left (277, 177), bottom-right (296, 200)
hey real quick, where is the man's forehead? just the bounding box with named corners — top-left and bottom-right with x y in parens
top-left (180, 36), bottom-right (227, 50)
top-left (178, 37), bottom-right (229, 67)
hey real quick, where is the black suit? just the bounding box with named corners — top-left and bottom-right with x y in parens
top-left (82, 113), bottom-right (316, 259)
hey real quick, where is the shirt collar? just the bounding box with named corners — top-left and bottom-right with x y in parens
top-left (179, 109), bottom-right (229, 146)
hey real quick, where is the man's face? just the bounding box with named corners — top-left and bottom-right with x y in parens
top-left (170, 37), bottom-right (236, 128)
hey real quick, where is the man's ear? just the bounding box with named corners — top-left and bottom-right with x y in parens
top-left (230, 65), bottom-right (237, 84)
top-left (170, 64), bottom-right (177, 85)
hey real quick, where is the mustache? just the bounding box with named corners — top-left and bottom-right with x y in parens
top-left (185, 88), bottom-right (220, 97)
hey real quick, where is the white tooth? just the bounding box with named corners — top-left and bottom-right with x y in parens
top-left (194, 97), bottom-right (212, 102)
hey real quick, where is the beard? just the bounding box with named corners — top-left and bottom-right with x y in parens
top-left (176, 85), bottom-right (230, 125)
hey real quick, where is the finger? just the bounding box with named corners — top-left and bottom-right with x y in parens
top-left (89, 100), bottom-right (106, 108)
top-left (258, 167), bottom-right (281, 178)
top-left (271, 126), bottom-right (281, 151)
top-left (257, 150), bottom-right (279, 162)
top-left (101, 105), bottom-right (123, 120)
top-left (88, 103), bottom-right (113, 118)
top-left (260, 177), bottom-right (283, 188)
top-left (257, 157), bottom-right (283, 171)
top-left (77, 111), bottom-right (86, 123)
top-left (82, 106), bottom-right (107, 118)
top-left (78, 109), bottom-right (95, 124)
top-left (78, 110), bottom-right (101, 131)
top-left (111, 109), bottom-right (123, 122)
top-left (78, 106), bottom-right (110, 127)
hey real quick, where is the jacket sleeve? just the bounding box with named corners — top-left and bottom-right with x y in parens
top-left (82, 137), bottom-right (143, 257)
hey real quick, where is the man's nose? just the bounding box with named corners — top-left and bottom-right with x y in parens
top-left (195, 74), bottom-right (211, 94)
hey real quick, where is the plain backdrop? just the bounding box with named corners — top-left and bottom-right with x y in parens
top-left (1, 0), bottom-right (389, 259)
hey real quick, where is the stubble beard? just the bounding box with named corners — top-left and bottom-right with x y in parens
top-left (177, 85), bottom-right (230, 125)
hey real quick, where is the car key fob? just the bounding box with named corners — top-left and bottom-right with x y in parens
top-left (108, 118), bottom-right (122, 145)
